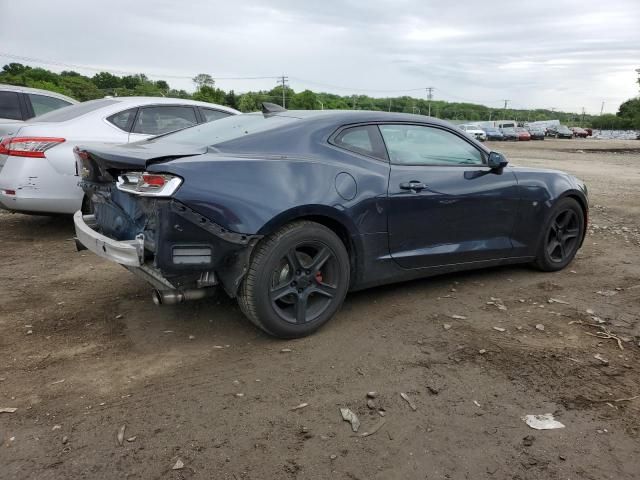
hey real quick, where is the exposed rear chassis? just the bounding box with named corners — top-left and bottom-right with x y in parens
top-left (73, 197), bottom-right (262, 302)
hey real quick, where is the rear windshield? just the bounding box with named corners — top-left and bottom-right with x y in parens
top-left (29, 98), bottom-right (119, 122)
top-left (149, 113), bottom-right (299, 146)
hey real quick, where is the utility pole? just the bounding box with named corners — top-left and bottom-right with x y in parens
top-left (502, 99), bottom-right (510, 118)
top-left (600, 101), bottom-right (605, 115)
top-left (581, 107), bottom-right (585, 125)
top-left (278, 74), bottom-right (289, 108)
top-left (388, 98), bottom-right (392, 112)
top-left (426, 87), bottom-right (434, 116)
top-left (352, 96), bottom-right (357, 109)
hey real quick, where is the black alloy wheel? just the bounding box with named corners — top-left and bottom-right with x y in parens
top-left (269, 241), bottom-right (339, 325)
top-left (545, 209), bottom-right (580, 263)
top-left (534, 197), bottom-right (584, 271)
top-left (238, 221), bottom-right (350, 338)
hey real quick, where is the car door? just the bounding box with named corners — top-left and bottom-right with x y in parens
top-left (381, 123), bottom-right (520, 269)
top-left (128, 105), bottom-right (199, 142)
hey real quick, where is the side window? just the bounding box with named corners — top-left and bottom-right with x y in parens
top-left (27, 94), bottom-right (72, 117)
top-left (200, 108), bottom-right (231, 123)
top-left (107, 108), bottom-right (137, 132)
top-left (132, 106), bottom-right (198, 135)
top-left (379, 124), bottom-right (484, 166)
top-left (333, 125), bottom-right (385, 160)
top-left (0, 91), bottom-right (22, 120)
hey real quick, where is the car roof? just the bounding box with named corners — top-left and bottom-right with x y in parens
top-left (270, 109), bottom-right (457, 129)
top-left (96, 96), bottom-right (239, 114)
top-left (0, 83), bottom-right (78, 104)
top-left (27, 96), bottom-right (240, 124)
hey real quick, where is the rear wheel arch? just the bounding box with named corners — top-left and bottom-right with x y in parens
top-left (256, 208), bottom-right (361, 288)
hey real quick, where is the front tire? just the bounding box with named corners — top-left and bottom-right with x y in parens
top-left (534, 198), bottom-right (584, 272)
top-left (238, 221), bottom-right (350, 338)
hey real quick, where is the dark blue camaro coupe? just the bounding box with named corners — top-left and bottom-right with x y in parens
top-left (74, 104), bottom-right (588, 338)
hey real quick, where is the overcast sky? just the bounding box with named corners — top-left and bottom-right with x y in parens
top-left (2, 0), bottom-right (639, 113)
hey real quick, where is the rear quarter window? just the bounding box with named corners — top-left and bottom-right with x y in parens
top-left (107, 108), bottom-right (137, 132)
top-left (0, 91), bottom-right (22, 120)
top-left (27, 93), bottom-right (73, 116)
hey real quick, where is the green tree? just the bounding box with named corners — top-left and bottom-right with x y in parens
top-left (193, 85), bottom-right (226, 104)
top-left (237, 93), bottom-right (260, 112)
top-left (2, 63), bottom-right (31, 75)
top-left (92, 72), bottom-right (122, 90)
top-left (59, 76), bottom-right (103, 101)
top-left (225, 90), bottom-right (238, 109)
top-left (193, 73), bottom-right (215, 90)
top-left (155, 80), bottom-right (170, 92)
top-left (291, 89), bottom-right (317, 109)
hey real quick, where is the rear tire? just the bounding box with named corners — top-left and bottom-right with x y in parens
top-left (534, 198), bottom-right (584, 272)
top-left (238, 221), bottom-right (350, 338)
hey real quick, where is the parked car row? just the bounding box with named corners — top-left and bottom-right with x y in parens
top-left (468, 123), bottom-right (594, 141)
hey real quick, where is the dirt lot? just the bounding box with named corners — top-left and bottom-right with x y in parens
top-left (1, 138), bottom-right (639, 480)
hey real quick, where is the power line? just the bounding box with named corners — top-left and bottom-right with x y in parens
top-left (0, 52), bottom-right (601, 114)
top-left (289, 76), bottom-right (425, 93)
top-left (0, 52), bottom-right (282, 81)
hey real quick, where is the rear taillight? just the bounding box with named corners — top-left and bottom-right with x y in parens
top-left (116, 172), bottom-right (182, 197)
top-left (0, 137), bottom-right (65, 158)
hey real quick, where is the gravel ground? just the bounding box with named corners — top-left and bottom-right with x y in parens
top-left (1, 138), bottom-right (639, 480)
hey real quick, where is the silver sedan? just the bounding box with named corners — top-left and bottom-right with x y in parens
top-left (0, 97), bottom-right (238, 214)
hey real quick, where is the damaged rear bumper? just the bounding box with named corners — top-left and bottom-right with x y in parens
top-left (74, 211), bottom-right (144, 266)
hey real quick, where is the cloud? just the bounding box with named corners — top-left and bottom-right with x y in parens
top-left (2, 0), bottom-right (638, 113)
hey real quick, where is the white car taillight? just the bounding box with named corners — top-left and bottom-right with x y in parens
top-left (116, 172), bottom-right (183, 197)
top-left (0, 137), bottom-right (65, 158)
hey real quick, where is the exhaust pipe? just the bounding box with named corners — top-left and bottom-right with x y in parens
top-left (152, 288), bottom-right (216, 305)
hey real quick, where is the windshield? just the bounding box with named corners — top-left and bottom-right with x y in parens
top-left (149, 113), bottom-right (299, 146)
top-left (29, 98), bottom-right (119, 122)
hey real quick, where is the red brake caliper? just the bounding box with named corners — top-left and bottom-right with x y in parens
top-left (315, 271), bottom-right (323, 283)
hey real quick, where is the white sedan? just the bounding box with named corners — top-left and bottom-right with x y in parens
top-left (0, 97), bottom-right (238, 214)
top-left (458, 124), bottom-right (487, 142)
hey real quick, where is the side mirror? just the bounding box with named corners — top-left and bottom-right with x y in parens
top-left (487, 151), bottom-right (508, 170)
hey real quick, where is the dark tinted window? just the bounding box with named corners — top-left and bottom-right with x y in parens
top-left (107, 108), bottom-right (137, 131)
top-left (27, 93), bottom-right (72, 116)
top-left (334, 126), bottom-right (376, 156)
top-left (133, 106), bottom-right (198, 135)
top-left (30, 98), bottom-right (119, 122)
top-left (380, 124), bottom-right (484, 166)
top-left (149, 113), bottom-right (298, 146)
top-left (200, 108), bottom-right (231, 123)
top-left (0, 91), bottom-right (22, 120)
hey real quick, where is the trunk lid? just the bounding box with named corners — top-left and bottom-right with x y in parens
top-left (77, 141), bottom-right (207, 183)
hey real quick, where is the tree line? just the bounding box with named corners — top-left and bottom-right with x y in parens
top-left (1, 62), bottom-right (638, 129)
